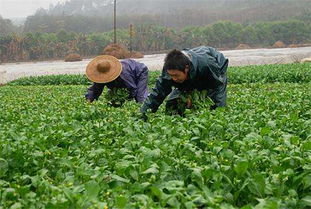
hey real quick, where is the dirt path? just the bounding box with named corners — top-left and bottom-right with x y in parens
top-left (1, 47), bottom-right (311, 83)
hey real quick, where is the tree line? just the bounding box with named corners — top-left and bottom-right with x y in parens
top-left (1, 19), bottom-right (311, 62)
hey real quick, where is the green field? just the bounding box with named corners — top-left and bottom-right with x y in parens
top-left (0, 63), bottom-right (311, 209)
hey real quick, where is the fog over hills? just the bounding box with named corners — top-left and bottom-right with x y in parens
top-left (1, 0), bottom-right (310, 35)
top-left (46, 0), bottom-right (310, 23)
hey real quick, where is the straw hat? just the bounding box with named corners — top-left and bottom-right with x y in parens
top-left (86, 55), bottom-right (122, 83)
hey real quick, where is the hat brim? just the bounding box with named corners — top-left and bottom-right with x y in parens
top-left (86, 55), bottom-right (122, 83)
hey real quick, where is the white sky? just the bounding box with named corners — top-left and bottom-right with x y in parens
top-left (0, 0), bottom-right (68, 18)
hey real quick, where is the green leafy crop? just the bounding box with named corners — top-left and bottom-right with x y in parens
top-left (167, 90), bottom-right (215, 115)
top-left (0, 63), bottom-right (310, 208)
top-left (105, 88), bottom-right (130, 107)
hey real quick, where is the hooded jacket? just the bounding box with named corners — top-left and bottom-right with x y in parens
top-left (141, 46), bottom-right (228, 113)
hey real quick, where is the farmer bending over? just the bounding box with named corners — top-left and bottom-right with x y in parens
top-left (141, 46), bottom-right (228, 116)
top-left (85, 55), bottom-right (148, 106)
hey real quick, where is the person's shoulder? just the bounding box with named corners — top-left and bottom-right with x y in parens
top-left (121, 59), bottom-right (133, 64)
top-left (190, 45), bottom-right (215, 52)
top-left (122, 58), bottom-right (144, 65)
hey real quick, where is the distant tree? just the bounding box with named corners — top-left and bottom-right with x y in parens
top-left (180, 26), bottom-right (205, 49)
top-left (270, 20), bottom-right (310, 44)
top-left (252, 23), bottom-right (274, 46)
top-left (0, 16), bottom-right (17, 36)
top-left (240, 26), bottom-right (257, 45)
top-left (209, 21), bottom-right (243, 48)
top-left (297, 11), bottom-right (311, 23)
top-left (57, 30), bottom-right (71, 42)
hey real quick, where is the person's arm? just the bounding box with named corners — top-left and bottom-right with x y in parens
top-left (135, 66), bottom-right (149, 103)
top-left (140, 71), bottom-right (173, 114)
top-left (208, 77), bottom-right (227, 110)
top-left (85, 83), bottom-right (105, 102)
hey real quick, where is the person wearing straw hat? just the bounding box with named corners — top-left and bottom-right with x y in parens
top-left (85, 55), bottom-right (149, 105)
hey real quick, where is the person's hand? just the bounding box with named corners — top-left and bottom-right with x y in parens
top-left (86, 99), bottom-right (93, 104)
top-left (186, 98), bottom-right (192, 108)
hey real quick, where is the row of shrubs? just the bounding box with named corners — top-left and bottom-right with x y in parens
top-left (7, 63), bottom-right (311, 86)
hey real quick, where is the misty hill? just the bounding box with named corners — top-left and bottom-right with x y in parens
top-left (46, 0), bottom-right (311, 24)
top-left (18, 0), bottom-right (311, 33)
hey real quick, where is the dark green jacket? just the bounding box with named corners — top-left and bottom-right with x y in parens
top-left (141, 46), bottom-right (229, 113)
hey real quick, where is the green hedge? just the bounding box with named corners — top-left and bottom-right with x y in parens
top-left (7, 72), bottom-right (160, 86)
top-left (7, 63), bottom-right (311, 86)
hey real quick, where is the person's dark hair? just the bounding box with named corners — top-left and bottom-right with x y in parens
top-left (164, 49), bottom-right (190, 72)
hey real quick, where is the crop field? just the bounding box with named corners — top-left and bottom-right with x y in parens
top-left (0, 63), bottom-right (311, 209)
